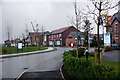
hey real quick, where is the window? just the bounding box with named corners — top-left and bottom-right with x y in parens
top-left (56, 41), bottom-right (61, 45)
top-left (59, 34), bottom-right (61, 37)
top-left (57, 34), bottom-right (59, 37)
top-left (49, 41), bottom-right (54, 45)
top-left (68, 37), bottom-right (73, 39)
top-left (115, 22), bottom-right (118, 39)
top-left (52, 35), bottom-right (53, 38)
top-left (54, 35), bottom-right (56, 38)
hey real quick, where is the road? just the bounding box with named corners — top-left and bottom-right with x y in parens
top-left (103, 50), bottom-right (120, 62)
top-left (0, 47), bottom-right (73, 79)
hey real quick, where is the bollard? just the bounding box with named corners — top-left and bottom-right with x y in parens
top-left (100, 52), bottom-right (103, 64)
top-left (94, 51), bottom-right (97, 63)
top-left (76, 48), bottom-right (78, 58)
top-left (94, 48), bottom-right (97, 63)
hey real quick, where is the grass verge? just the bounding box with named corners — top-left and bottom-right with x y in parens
top-left (0, 46), bottom-right (48, 55)
top-left (103, 61), bottom-right (120, 73)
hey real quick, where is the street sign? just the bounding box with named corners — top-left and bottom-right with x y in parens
top-left (18, 43), bottom-right (22, 49)
top-left (104, 33), bottom-right (111, 46)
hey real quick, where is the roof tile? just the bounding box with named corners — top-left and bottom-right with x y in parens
top-left (51, 26), bottom-right (72, 34)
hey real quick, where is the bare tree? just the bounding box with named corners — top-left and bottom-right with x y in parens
top-left (6, 24), bottom-right (10, 41)
top-left (35, 23), bottom-right (45, 47)
top-left (25, 23), bottom-right (30, 46)
top-left (25, 22), bottom-right (29, 37)
top-left (86, 0), bottom-right (120, 63)
top-left (68, 0), bottom-right (84, 58)
top-left (40, 25), bottom-right (45, 47)
top-left (6, 22), bottom-right (12, 41)
top-left (83, 18), bottom-right (92, 60)
top-left (22, 33), bottom-right (25, 46)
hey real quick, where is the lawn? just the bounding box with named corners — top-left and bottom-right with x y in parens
top-left (80, 56), bottom-right (120, 73)
top-left (0, 46), bottom-right (48, 55)
top-left (103, 61), bottom-right (120, 73)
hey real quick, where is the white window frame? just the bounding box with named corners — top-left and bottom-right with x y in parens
top-left (59, 34), bottom-right (61, 37)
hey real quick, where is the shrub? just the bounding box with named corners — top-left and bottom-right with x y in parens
top-left (112, 47), bottom-right (120, 50)
top-left (104, 46), bottom-right (113, 52)
top-left (63, 51), bottom-right (71, 56)
top-left (63, 55), bottom-right (116, 79)
top-left (66, 48), bottom-right (85, 58)
top-left (63, 49), bottom-right (118, 79)
top-left (88, 52), bottom-right (94, 57)
top-left (78, 48), bottom-right (85, 57)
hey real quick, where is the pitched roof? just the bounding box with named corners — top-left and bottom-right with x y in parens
top-left (112, 11), bottom-right (120, 23)
top-left (51, 26), bottom-right (73, 34)
top-left (44, 31), bottom-right (51, 36)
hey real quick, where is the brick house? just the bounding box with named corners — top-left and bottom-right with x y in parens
top-left (43, 31), bottom-right (51, 46)
top-left (111, 11), bottom-right (120, 45)
top-left (66, 32), bottom-right (81, 46)
top-left (105, 16), bottom-right (112, 32)
top-left (29, 32), bottom-right (43, 46)
top-left (66, 32), bottom-right (97, 47)
top-left (47, 26), bottom-right (79, 46)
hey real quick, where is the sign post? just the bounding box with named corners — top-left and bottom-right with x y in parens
top-left (17, 43), bottom-right (23, 52)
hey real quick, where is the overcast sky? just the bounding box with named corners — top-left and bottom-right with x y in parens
top-left (0, 0), bottom-right (119, 43)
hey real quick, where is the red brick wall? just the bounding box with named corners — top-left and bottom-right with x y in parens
top-left (47, 26), bottom-right (79, 46)
top-left (112, 20), bottom-right (120, 44)
top-left (66, 33), bottom-right (76, 46)
top-left (62, 26), bottom-right (79, 46)
top-left (46, 35), bottom-right (49, 46)
top-left (30, 36), bottom-right (43, 46)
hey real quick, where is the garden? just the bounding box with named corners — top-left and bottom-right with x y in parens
top-left (63, 48), bottom-right (120, 79)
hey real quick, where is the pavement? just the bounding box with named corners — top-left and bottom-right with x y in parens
top-left (103, 50), bottom-right (120, 62)
top-left (0, 47), bottom-right (55, 59)
top-left (18, 70), bottom-right (61, 80)
top-left (88, 48), bottom-right (120, 62)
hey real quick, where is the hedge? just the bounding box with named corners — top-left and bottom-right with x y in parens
top-left (64, 48), bottom-right (85, 58)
